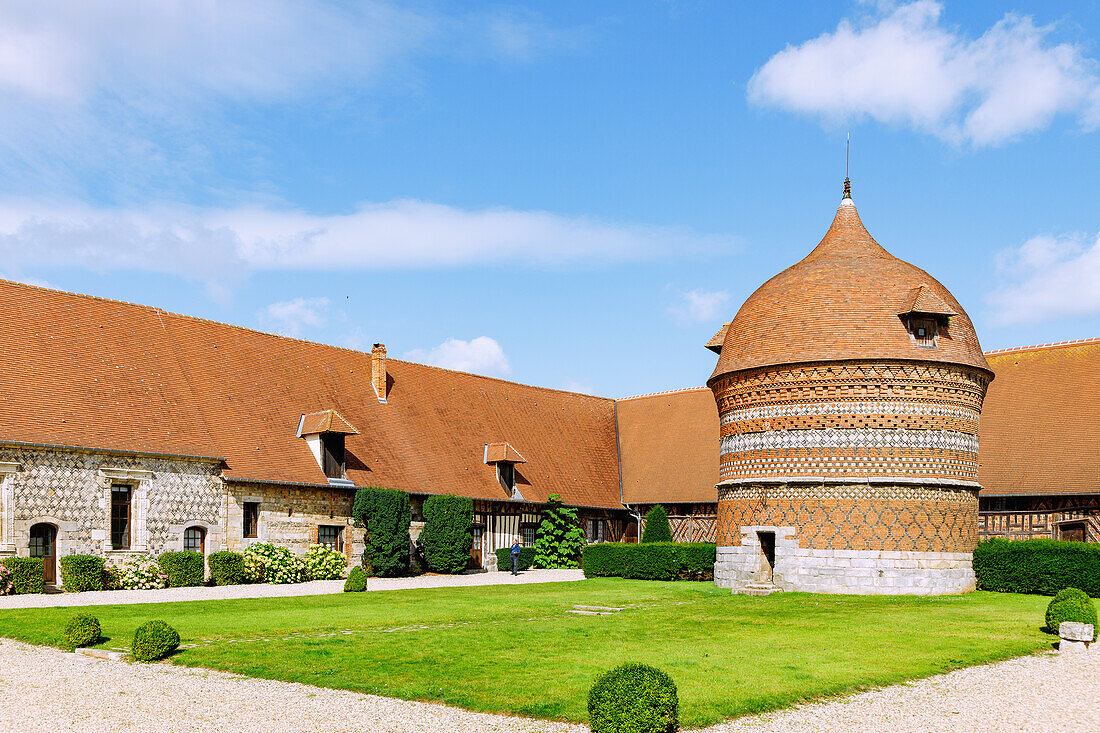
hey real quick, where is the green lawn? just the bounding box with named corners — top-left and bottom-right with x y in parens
top-left (0, 580), bottom-right (1051, 728)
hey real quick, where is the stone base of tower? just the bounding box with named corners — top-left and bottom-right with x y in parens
top-left (714, 527), bottom-right (975, 595)
top-left (712, 481), bottom-right (980, 596)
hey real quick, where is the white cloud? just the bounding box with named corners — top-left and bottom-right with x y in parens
top-left (748, 1), bottom-right (1100, 145)
top-left (0, 199), bottom-right (723, 285)
top-left (988, 232), bottom-right (1100, 324)
top-left (670, 288), bottom-right (730, 324)
top-left (405, 337), bottom-right (511, 377)
top-left (0, 2), bottom-right (580, 198)
top-left (559, 380), bottom-right (596, 395)
top-left (260, 297), bottom-right (330, 337)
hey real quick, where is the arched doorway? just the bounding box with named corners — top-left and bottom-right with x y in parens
top-left (184, 526), bottom-right (206, 555)
top-left (29, 523), bottom-right (57, 585)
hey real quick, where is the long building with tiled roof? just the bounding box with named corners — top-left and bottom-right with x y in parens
top-left (1, 236), bottom-right (1097, 587)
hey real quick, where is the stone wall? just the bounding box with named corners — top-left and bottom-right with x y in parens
top-left (0, 446), bottom-right (224, 570)
top-left (714, 525), bottom-right (974, 595)
top-left (226, 482), bottom-right (360, 565)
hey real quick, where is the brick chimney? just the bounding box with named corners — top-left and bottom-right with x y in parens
top-left (371, 343), bottom-right (388, 403)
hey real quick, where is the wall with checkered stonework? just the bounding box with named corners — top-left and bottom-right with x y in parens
top-left (227, 482), bottom-right (360, 565)
top-left (0, 446), bottom-right (225, 561)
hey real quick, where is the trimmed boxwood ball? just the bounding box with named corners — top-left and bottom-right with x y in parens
top-left (131, 620), bottom-right (181, 662)
top-left (588, 663), bottom-right (679, 733)
top-left (343, 565), bottom-right (368, 592)
top-left (63, 614), bottom-right (101, 649)
top-left (1045, 588), bottom-right (1098, 637)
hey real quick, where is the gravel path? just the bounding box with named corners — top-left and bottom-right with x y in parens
top-left (2, 636), bottom-right (1095, 732)
top-left (0, 569), bottom-right (584, 609)
top-left (702, 649), bottom-right (1100, 733)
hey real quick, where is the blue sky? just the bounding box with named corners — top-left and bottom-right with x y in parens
top-left (1, 1), bottom-right (1098, 397)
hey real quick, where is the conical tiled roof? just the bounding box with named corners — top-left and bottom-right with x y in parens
top-left (710, 194), bottom-right (991, 381)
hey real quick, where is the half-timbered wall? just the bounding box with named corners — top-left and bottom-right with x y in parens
top-left (979, 496), bottom-right (1100, 542)
top-left (635, 503), bottom-right (717, 543)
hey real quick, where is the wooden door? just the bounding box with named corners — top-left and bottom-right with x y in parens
top-left (469, 524), bottom-right (485, 568)
top-left (30, 523), bottom-right (57, 585)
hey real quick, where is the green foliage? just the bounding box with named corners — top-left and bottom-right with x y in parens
top-left (59, 555), bottom-right (105, 592)
top-left (131, 619), bottom-right (181, 662)
top-left (2, 557), bottom-right (43, 594)
top-left (640, 506), bottom-right (673, 544)
top-left (419, 495), bottom-right (474, 574)
top-left (583, 543), bottom-right (716, 581)
top-left (0, 563), bottom-right (12, 595)
top-left (353, 487), bottom-right (412, 577)
top-left (63, 614), bottom-right (101, 649)
top-left (974, 538), bottom-right (1100, 596)
top-left (208, 551), bottom-right (248, 586)
top-left (588, 663), bottom-right (679, 733)
top-left (533, 495), bottom-right (586, 569)
top-left (495, 546), bottom-right (536, 571)
top-left (343, 565), bottom-right (368, 592)
top-left (304, 544), bottom-right (348, 580)
top-left (158, 551), bottom-right (204, 588)
top-left (1045, 588), bottom-right (1097, 637)
top-left (243, 543), bottom-right (310, 584)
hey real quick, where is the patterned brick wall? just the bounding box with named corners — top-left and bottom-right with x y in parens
top-left (717, 482), bottom-right (978, 553)
top-left (0, 446), bottom-right (224, 560)
top-left (711, 361), bottom-right (990, 483)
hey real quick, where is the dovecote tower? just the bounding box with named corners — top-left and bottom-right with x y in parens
top-left (708, 181), bottom-right (993, 594)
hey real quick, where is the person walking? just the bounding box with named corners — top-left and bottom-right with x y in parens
top-left (510, 536), bottom-right (522, 576)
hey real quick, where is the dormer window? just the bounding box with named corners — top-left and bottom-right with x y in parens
top-left (897, 285), bottom-right (957, 351)
top-left (297, 409), bottom-right (358, 486)
top-left (484, 441), bottom-right (527, 500)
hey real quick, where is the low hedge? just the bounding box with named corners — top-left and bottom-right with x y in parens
top-left (158, 551), bottom-right (204, 588)
top-left (59, 555), bottom-right (105, 592)
top-left (132, 619), bottom-right (180, 662)
top-left (973, 538), bottom-right (1100, 596)
top-left (207, 551), bottom-right (248, 586)
top-left (495, 546), bottom-right (536, 571)
top-left (63, 614), bottom-right (101, 649)
top-left (582, 543), bottom-right (716, 581)
top-left (3, 557), bottom-right (44, 594)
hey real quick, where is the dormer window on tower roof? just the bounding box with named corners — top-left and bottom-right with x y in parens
top-left (297, 410), bottom-right (358, 486)
top-left (898, 285), bottom-right (957, 349)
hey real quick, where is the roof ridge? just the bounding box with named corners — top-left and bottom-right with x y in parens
top-left (387, 357), bottom-right (615, 402)
top-left (0, 277), bottom-right (618, 401)
top-left (984, 337), bottom-right (1100, 356)
top-left (617, 386), bottom-right (709, 402)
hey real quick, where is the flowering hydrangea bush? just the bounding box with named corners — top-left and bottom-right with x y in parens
top-left (243, 542), bottom-right (310, 584)
top-left (0, 564), bottom-right (13, 596)
top-left (304, 544), bottom-right (348, 580)
top-left (114, 555), bottom-right (168, 590)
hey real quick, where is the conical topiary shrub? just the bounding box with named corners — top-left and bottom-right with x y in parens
top-left (641, 505), bottom-right (672, 544)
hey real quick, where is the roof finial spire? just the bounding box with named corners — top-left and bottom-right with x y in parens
top-left (843, 132), bottom-right (852, 201)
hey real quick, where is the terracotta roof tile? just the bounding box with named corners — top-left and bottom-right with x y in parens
top-left (898, 285), bottom-right (957, 317)
top-left (0, 278), bottom-right (622, 508)
top-left (711, 200), bottom-right (990, 381)
top-left (979, 339), bottom-right (1100, 496)
top-left (299, 410), bottom-right (358, 436)
top-left (616, 387), bottom-right (718, 504)
top-left (485, 442), bottom-right (526, 464)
